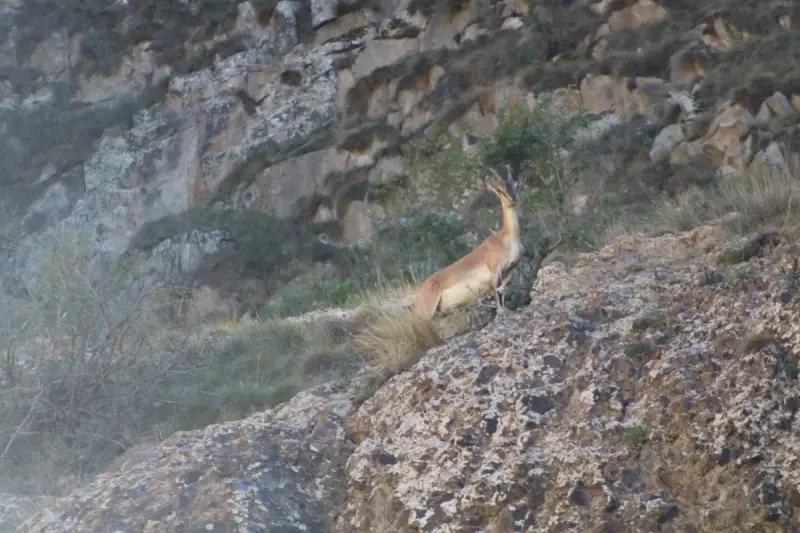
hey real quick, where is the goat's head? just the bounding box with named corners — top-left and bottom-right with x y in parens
top-left (485, 164), bottom-right (521, 204)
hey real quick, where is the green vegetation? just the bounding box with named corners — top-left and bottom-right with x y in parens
top-left (624, 424), bottom-right (650, 447)
top-left (625, 340), bottom-right (655, 358)
top-left (403, 95), bottom-right (604, 309)
top-left (257, 211), bottom-right (471, 318)
top-left (632, 311), bottom-right (671, 333)
top-left (154, 318), bottom-right (359, 427)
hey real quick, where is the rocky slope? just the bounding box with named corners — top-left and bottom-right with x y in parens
top-left (14, 219), bottom-right (800, 532)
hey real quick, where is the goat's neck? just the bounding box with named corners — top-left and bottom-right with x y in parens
top-left (499, 203), bottom-right (520, 241)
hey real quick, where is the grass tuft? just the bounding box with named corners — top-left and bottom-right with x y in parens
top-left (351, 299), bottom-right (442, 375)
top-left (656, 162), bottom-right (800, 237)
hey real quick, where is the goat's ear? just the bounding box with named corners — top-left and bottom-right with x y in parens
top-left (502, 164), bottom-right (518, 199)
top-left (505, 163), bottom-right (525, 199)
top-left (506, 179), bottom-right (520, 199)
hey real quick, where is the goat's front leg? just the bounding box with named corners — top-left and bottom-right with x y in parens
top-left (493, 270), bottom-right (506, 314)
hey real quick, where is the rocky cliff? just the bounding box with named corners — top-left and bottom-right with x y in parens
top-left (2, 0), bottom-right (799, 305)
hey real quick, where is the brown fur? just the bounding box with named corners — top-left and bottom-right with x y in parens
top-left (411, 170), bottom-right (523, 319)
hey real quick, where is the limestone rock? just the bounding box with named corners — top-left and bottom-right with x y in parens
top-left (148, 228), bottom-right (234, 277)
top-left (7, 38), bottom-right (337, 292)
top-left (668, 137), bottom-right (705, 166)
top-left (669, 42), bottom-right (716, 86)
top-left (0, 493), bottom-right (53, 532)
top-left (698, 17), bottom-right (749, 51)
top-left (749, 141), bottom-right (796, 177)
top-left (763, 91), bottom-right (794, 119)
top-left (607, 0), bottom-right (668, 31)
top-left (579, 74), bottom-right (620, 114)
top-left (650, 123), bottom-right (685, 163)
top-left (311, 0), bottom-right (340, 28)
top-left (341, 199), bottom-right (373, 243)
top-left (20, 182), bottom-right (72, 235)
top-left (592, 0), bottom-right (667, 59)
top-left (579, 74), bottom-right (643, 121)
top-left (701, 103), bottom-right (755, 173)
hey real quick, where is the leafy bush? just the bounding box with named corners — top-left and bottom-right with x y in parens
top-left (479, 96), bottom-right (594, 182)
top-left (261, 275), bottom-right (364, 317)
top-left (369, 212), bottom-right (471, 283)
top-left (404, 134), bottom-right (483, 206)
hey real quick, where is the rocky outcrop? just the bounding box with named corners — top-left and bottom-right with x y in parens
top-left (337, 223), bottom-right (800, 532)
top-left (16, 382), bottom-right (356, 533)
top-left (16, 220), bottom-right (800, 532)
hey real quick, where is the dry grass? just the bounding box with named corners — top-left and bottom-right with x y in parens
top-left (348, 277), bottom-right (485, 376)
top-left (656, 161), bottom-right (800, 236)
top-left (350, 287), bottom-right (442, 375)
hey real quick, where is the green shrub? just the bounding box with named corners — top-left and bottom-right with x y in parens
top-left (624, 424), bottom-right (650, 447)
top-left (261, 275), bottom-right (364, 318)
top-left (316, 211), bottom-right (470, 294)
top-left (405, 134), bottom-right (483, 207)
top-left (371, 211), bottom-right (470, 281)
top-left (479, 96), bottom-right (594, 183)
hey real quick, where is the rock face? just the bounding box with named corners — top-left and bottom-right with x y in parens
top-left (17, 382), bottom-right (355, 533)
top-left (2, 0), bottom-right (800, 302)
top-left (16, 221), bottom-right (800, 532)
top-left (337, 223), bottom-right (800, 532)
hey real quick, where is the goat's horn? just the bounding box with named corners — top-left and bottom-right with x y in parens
top-left (488, 167), bottom-right (503, 181)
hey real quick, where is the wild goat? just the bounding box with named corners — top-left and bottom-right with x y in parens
top-left (410, 165), bottom-right (523, 319)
